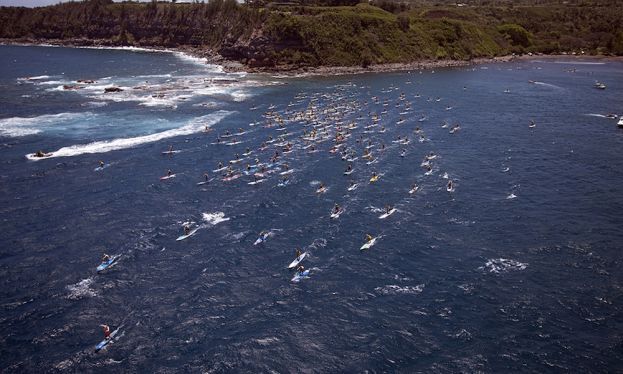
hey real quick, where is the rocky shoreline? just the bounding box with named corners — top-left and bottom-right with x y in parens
top-left (2, 38), bottom-right (619, 78)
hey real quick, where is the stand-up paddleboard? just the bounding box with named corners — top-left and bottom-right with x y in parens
top-left (366, 159), bottom-right (377, 166)
top-left (196, 178), bottom-right (213, 186)
top-left (360, 237), bottom-right (378, 251)
top-left (25, 152), bottom-right (53, 161)
top-left (160, 174), bottom-right (176, 180)
top-left (370, 175), bottom-right (379, 183)
top-left (409, 186), bottom-right (419, 194)
top-left (254, 232), bottom-right (270, 245)
top-left (95, 327), bottom-right (120, 352)
top-left (94, 163), bottom-right (110, 172)
top-left (379, 208), bottom-right (396, 219)
top-left (316, 186), bottom-right (327, 194)
top-left (347, 183), bottom-right (359, 191)
top-left (229, 158), bottom-right (243, 164)
top-left (212, 166), bottom-right (228, 173)
top-left (176, 227), bottom-right (199, 241)
top-left (288, 252), bottom-right (307, 268)
top-left (280, 169), bottom-right (294, 176)
top-left (222, 174), bottom-right (241, 182)
top-left (162, 150), bottom-right (180, 155)
top-left (248, 178), bottom-right (266, 185)
top-left (96, 255), bottom-right (121, 273)
top-left (330, 208), bottom-right (344, 219)
top-left (344, 169), bottom-right (354, 175)
top-left (291, 269), bottom-right (310, 282)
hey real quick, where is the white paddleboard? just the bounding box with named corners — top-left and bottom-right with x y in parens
top-left (360, 237), bottom-right (378, 251)
top-left (160, 174), bottom-right (176, 180)
top-left (330, 208), bottom-right (344, 219)
top-left (176, 227), bottom-right (199, 241)
top-left (288, 252), bottom-right (307, 268)
top-left (347, 183), bottom-right (359, 191)
top-left (379, 209), bottom-right (396, 219)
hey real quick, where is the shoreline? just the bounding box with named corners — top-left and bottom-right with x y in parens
top-left (2, 39), bottom-right (621, 78)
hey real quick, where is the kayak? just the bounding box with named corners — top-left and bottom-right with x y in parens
top-left (96, 254), bottom-right (121, 273)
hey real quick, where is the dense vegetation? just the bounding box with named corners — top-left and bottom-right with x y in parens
top-left (0, 0), bottom-right (621, 69)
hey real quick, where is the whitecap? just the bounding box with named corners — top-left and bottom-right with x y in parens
top-left (66, 277), bottom-right (96, 299)
top-left (202, 211), bottom-right (230, 225)
top-left (375, 284), bottom-right (425, 295)
top-left (0, 112), bottom-right (89, 137)
top-left (480, 258), bottom-right (527, 273)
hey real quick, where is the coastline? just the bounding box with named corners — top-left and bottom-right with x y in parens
top-left (2, 38), bottom-right (620, 78)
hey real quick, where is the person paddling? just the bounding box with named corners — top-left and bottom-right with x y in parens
top-left (100, 324), bottom-right (111, 339)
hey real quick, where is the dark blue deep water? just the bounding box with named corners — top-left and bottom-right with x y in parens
top-left (1, 45), bottom-right (623, 372)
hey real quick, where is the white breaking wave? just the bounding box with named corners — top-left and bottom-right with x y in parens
top-left (481, 258), bottom-right (528, 273)
top-left (66, 277), bottom-right (96, 299)
top-left (202, 211), bottom-right (230, 225)
top-left (17, 75), bottom-right (51, 81)
top-left (375, 284), bottom-right (425, 295)
top-left (0, 112), bottom-right (90, 137)
top-left (28, 110), bottom-right (232, 158)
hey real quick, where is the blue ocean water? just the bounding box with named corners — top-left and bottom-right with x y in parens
top-left (1, 45), bottom-right (623, 372)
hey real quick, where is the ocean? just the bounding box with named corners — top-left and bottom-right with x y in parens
top-left (1, 45), bottom-right (622, 372)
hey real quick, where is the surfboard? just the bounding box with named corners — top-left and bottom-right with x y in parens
top-left (370, 175), bottom-right (379, 183)
top-left (196, 179), bottom-right (213, 185)
top-left (316, 187), bottom-right (327, 194)
top-left (347, 183), bottom-right (359, 191)
top-left (96, 255), bottom-right (121, 273)
top-left (212, 166), bottom-right (227, 173)
top-left (176, 227), bottom-right (199, 241)
top-left (280, 169), bottom-right (294, 176)
top-left (360, 237), bottom-right (378, 251)
top-left (379, 208), bottom-right (396, 219)
top-left (288, 252), bottom-right (307, 268)
top-left (291, 269), bottom-right (310, 282)
top-left (160, 174), bottom-right (176, 180)
top-left (409, 186), bottom-right (419, 195)
top-left (344, 170), bottom-right (354, 175)
top-left (95, 327), bottom-right (120, 352)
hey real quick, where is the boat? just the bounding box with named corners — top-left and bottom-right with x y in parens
top-left (594, 82), bottom-right (606, 89)
top-left (618, 117), bottom-right (623, 128)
